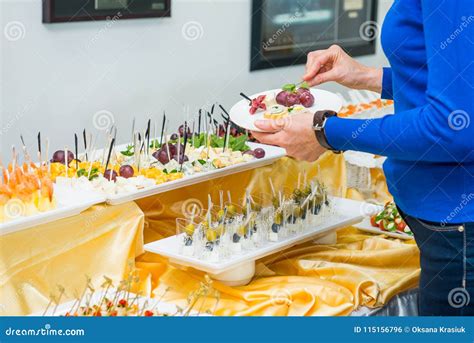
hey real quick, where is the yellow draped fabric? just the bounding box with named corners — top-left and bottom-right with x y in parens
top-left (134, 153), bottom-right (420, 316)
top-left (0, 153), bottom-right (420, 316)
top-left (0, 202), bottom-right (144, 316)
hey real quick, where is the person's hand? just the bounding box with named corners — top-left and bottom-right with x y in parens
top-left (251, 112), bottom-right (326, 162)
top-left (303, 45), bottom-right (382, 92)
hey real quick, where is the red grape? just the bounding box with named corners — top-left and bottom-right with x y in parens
top-left (153, 149), bottom-right (171, 164)
top-left (299, 92), bottom-right (315, 107)
top-left (51, 150), bottom-right (75, 165)
top-left (104, 169), bottom-right (118, 182)
top-left (253, 148), bottom-right (265, 159)
top-left (276, 91), bottom-right (290, 106)
top-left (178, 125), bottom-right (192, 138)
top-left (296, 88), bottom-right (310, 96)
top-left (286, 93), bottom-right (300, 107)
top-left (119, 165), bottom-right (134, 178)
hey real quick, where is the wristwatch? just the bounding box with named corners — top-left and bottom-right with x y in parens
top-left (312, 110), bottom-right (341, 154)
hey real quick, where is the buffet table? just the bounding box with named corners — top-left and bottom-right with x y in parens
top-left (0, 153), bottom-right (420, 316)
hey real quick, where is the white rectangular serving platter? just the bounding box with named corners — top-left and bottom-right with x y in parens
top-left (354, 216), bottom-right (413, 240)
top-left (106, 142), bottom-right (286, 205)
top-left (0, 185), bottom-right (106, 236)
top-left (144, 197), bottom-right (367, 275)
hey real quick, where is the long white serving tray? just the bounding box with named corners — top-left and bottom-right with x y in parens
top-left (106, 142), bottom-right (286, 205)
top-left (144, 197), bottom-right (368, 276)
top-left (0, 185), bottom-right (105, 236)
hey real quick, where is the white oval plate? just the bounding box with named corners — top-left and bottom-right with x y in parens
top-left (354, 217), bottom-right (414, 240)
top-left (229, 88), bottom-right (343, 132)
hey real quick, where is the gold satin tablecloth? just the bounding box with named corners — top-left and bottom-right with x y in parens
top-left (0, 202), bottom-right (144, 316)
top-left (134, 153), bottom-right (420, 316)
top-left (0, 153), bottom-right (420, 316)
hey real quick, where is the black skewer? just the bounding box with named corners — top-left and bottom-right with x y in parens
top-left (20, 134), bottom-right (25, 147)
top-left (74, 133), bottom-right (79, 169)
top-left (82, 129), bottom-right (88, 162)
top-left (180, 121), bottom-right (188, 172)
top-left (198, 109), bottom-right (202, 135)
top-left (160, 112), bottom-right (166, 147)
top-left (240, 92), bottom-right (252, 104)
top-left (146, 118), bottom-right (151, 155)
top-left (223, 118), bottom-right (230, 152)
top-left (104, 138), bottom-right (115, 172)
top-left (211, 103), bottom-right (215, 115)
top-left (219, 104), bottom-right (230, 118)
top-left (37, 132), bottom-right (41, 155)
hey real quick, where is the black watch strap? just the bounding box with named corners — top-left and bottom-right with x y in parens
top-left (313, 110), bottom-right (341, 154)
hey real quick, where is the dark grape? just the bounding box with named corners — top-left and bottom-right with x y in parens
top-left (253, 148), bottom-right (265, 159)
top-left (276, 90), bottom-right (290, 106)
top-left (178, 125), bottom-right (192, 138)
top-left (299, 92), bottom-right (315, 107)
top-left (218, 124), bottom-right (226, 137)
top-left (286, 93), bottom-right (300, 107)
top-left (152, 149), bottom-right (171, 164)
top-left (51, 150), bottom-right (75, 165)
top-left (119, 165), bottom-right (134, 178)
top-left (170, 133), bottom-right (179, 141)
top-left (157, 143), bottom-right (177, 156)
top-left (296, 87), bottom-right (310, 96)
top-left (104, 169), bottom-right (118, 182)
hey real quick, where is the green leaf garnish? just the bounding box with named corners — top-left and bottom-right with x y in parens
top-left (282, 83), bottom-right (296, 92)
top-left (120, 145), bottom-right (134, 157)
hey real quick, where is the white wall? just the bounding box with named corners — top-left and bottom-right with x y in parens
top-left (0, 0), bottom-right (391, 157)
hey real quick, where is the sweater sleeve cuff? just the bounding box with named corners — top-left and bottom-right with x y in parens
top-left (324, 116), bottom-right (383, 154)
top-left (381, 67), bottom-right (394, 100)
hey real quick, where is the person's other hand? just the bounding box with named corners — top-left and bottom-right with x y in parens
top-left (251, 112), bottom-right (326, 162)
top-left (303, 45), bottom-right (382, 92)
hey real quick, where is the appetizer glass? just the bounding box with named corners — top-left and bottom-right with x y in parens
top-left (176, 217), bottom-right (204, 258)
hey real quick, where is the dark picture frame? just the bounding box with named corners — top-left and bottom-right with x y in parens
top-left (43, 0), bottom-right (171, 23)
top-left (251, 0), bottom-right (378, 71)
